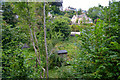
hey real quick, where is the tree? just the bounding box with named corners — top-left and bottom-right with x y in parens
top-left (43, 1), bottom-right (49, 78)
top-left (2, 2), bottom-right (18, 28)
top-left (71, 1), bottom-right (120, 79)
top-left (49, 2), bottom-right (64, 15)
top-left (102, 1), bottom-right (120, 43)
top-left (2, 3), bottom-right (28, 78)
top-left (49, 16), bottom-right (71, 40)
top-left (77, 8), bottom-right (82, 15)
top-left (87, 7), bottom-right (102, 22)
top-left (10, 2), bottom-right (47, 78)
top-left (64, 10), bottom-right (76, 18)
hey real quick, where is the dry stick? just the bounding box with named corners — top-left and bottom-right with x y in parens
top-left (43, 1), bottom-right (49, 78)
top-left (27, 2), bottom-right (45, 78)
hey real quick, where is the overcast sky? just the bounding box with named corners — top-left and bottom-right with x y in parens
top-left (63, 0), bottom-right (113, 11)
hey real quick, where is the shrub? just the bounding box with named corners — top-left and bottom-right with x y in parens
top-left (49, 53), bottom-right (65, 69)
top-left (49, 16), bottom-right (71, 40)
top-left (70, 24), bottom-right (80, 32)
top-left (71, 19), bottom-right (120, 79)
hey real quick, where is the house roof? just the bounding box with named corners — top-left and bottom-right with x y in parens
top-left (65, 6), bottom-right (77, 11)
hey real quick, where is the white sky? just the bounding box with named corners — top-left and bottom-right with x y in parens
top-left (63, 0), bottom-right (113, 11)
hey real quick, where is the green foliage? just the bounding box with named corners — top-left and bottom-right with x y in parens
top-left (2, 3), bottom-right (29, 78)
top-left (71, 19), bottom-right (120, 79)
top-left (22, 49), bottom-right (44, 78)
top-left (64, 10), bottom-right (76, 18)
top-left (2, 2), bottom-right (46, 78)
top-left (87, 6), bottom-right (103, 22)
top-left (50, 5), bottom-right (61, 15)
top-left (49, 66), bottom-right (74, 78)
top-left (49, 1), bottom-right (120, 79)
top-left (76, 19), bottom-right (78, 23)
top-left (78, 8), bottom-right (82, 15)
top-left (2, 1), bottom-right (119, 79)
top-left (56, 66), bottom-right (75, 78)
top-left (49, 53), bottom-right (65, 69)
top-left (70, 24), bottom-right (80, 32)
top-left (49, 16), bottom-right (71, 40)
top-left (49, 2), bottom-right (64, 15)
top-left (2, 3), bottom-right (18, 28)
top-left (83, 17), bottom-right (86, 24)
top-left (103, 2), bottom-right (120, 44)
top-left (2, 21), bottom-right (28, 78)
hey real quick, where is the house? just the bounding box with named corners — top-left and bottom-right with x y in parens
top-left (71, 15), bottom-right (78, 24)
top-left (77, 14), bottom-right (93, 24)
top-left (71, 13), bottom-right (93, 24)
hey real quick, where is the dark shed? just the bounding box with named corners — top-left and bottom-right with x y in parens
top-left (58, 50), bottom-right (67, 54)
top-left (57, 50), bottom-right (68, 57)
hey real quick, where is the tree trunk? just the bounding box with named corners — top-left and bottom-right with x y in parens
top-left (27, 2), bottom-right (45, 78)
top-left (43, 1), bottom-right (49, 78)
